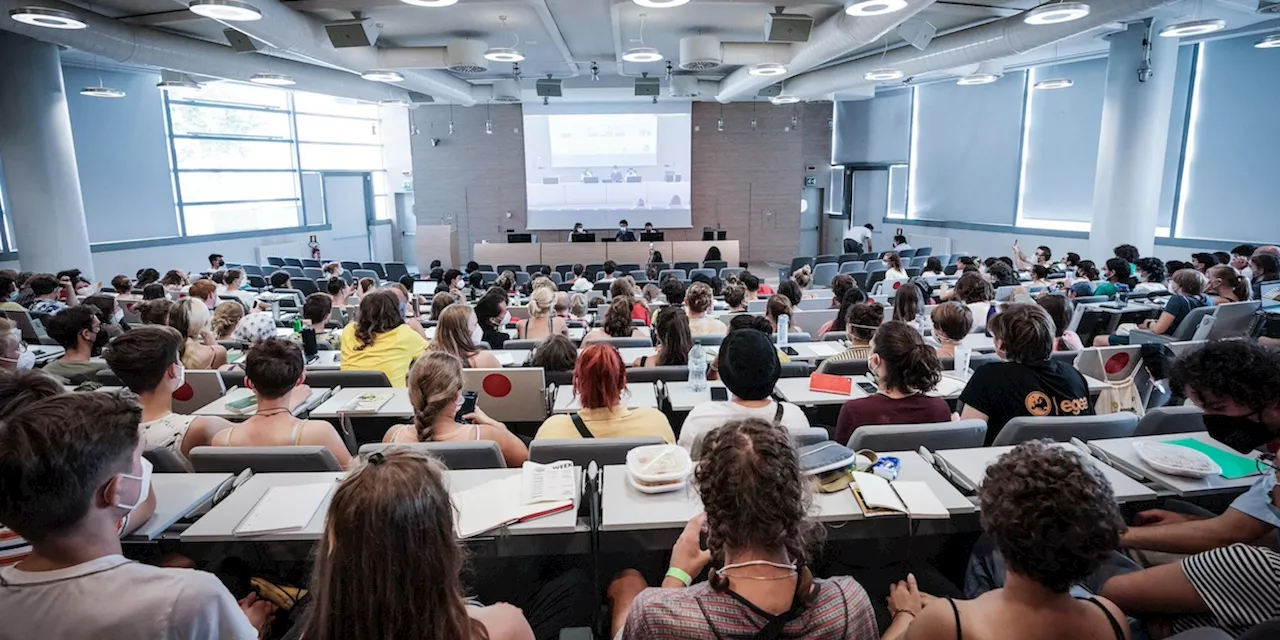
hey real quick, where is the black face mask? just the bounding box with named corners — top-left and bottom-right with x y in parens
top-left (91, 330), bottom-right (110, 357)
top-left (1203, 412), bottom-right (1275, 454)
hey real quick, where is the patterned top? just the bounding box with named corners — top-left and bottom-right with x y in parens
top-left (817, 345), bottom-right (873, 374)
top-left (140, 413), bottom-right (199, 455)
top-left (621, 577), bottom-right (877, 640)
top-left (28, 299), bottom-right (67, 316)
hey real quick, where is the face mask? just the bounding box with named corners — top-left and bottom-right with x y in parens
top-left (620, 226), bottom-right (627, 232)
top-left (500, 311), bottom-right (512, 327)
top-left (471, 324), bottom-right (484, 344)
top-left (7, 291), bottom-right (17, 302)
top-left (91, 330), bottom-right (110, 356)
top-left (114, 457), bottom-right (153, 511)
top-left (399, 302), bottom-right (409, 317)
top-left (171, 361), bottom-right (186, 392)
top-left (1, 344), bottom-right (35, 371)
top-left (1203, 413), bottom-right (1275, 454)
top-left (112, 309), bottom-right (124, 324)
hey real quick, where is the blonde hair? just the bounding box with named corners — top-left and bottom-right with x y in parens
top-left (169, 298), bottom-right (210, 341)
top-left (406, 353), bottom-right (464, 443)
top-left (569, 293), bottom-right (588, 318)
top-left (527, 286), bottom-right (555, 318)
top-left (685, 282), bottom-right (714, 314)
top-left (429, 304), bottom-right (478, 362)
top-left (531, 276), bottom-right (556, 293)
top-left (792, 266), bottom-right (813, 288)
top-left (0, 318), bottom-right (18, 351)
top-left (210, 301), bottom-right (245, 340)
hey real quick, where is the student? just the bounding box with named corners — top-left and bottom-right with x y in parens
top-left (1191, 252), bottom-right (1218, 273)
top-left (1132, 257), bottom-right (1168, 296)
top-left (0, 392), bottom-right (269, 638)
top-left (1036, 294), bottom-right (1084, 352)
top-left (388, 284), bottom-right (428, 337)
top-left (1205, 265), bottom-right (1249, 304)
top-left (985, 260), bottom-right (1019, 289)
top-left (570, 264), bottom-right (593, 293)
top-left (136, 298), bottom-right (174, 326)
top-left (791, 266), bottom-right (813, 292)
top-left (722, 282), bottom-right (748, 313)
top-left (960, 304), bottom-right (1092, 443)
top-left (109, 274), bottom-right (134, 298)
top-left (160, 269), bottom-right (188, 291)
top-left (208, 253), bottom-right (225, 270)
top-left (1230, 244), bottom-right (1256, 280)
top-left (0, 319), bottom-right (27, 372)
top-left (930, 301), bottom-right (973, 358)
top-left (528, 334), bottom-right (579, 373)
top-left (1251, 252), bottom-right (1280, 300)
top-left (322, 262), bottom-right (342, 279)
top-left (325, 275), bottom-right (350, 303)
top-left (818, 302), bottom-right (883, 373)
top-left (0, 276), bottom-right (25, 312)
top-left (210, 339), bottom-right (351, 467)
top-left (188, 279), bottom-right (218, 310)
top-left (1027, 265), bottom-right (1052, 288)
top-left (1013, 243), bottom-right (1052, 272)
top-left (299, 293), bottom-right (337, 346)
top-left (611, 418), bottom-right (877, 639)
top-left (884, 252), bottom-right (909, 281)
top-left (610, 278), bottom-right (651, 326)
top-left (1095, 269), bottom-right (1210, 347)
top-left (684, 282), bottom-right (727, 337)
top-left (569, 292), bottom-right (589, 321)
top-left (635, 306), bottom-right (692, 369)
top-left (678, 329), bottom-right (810, 452)
top-left (921, 257), bottom-right (944, 278)
top-left (572, 222), bottom-right (586, 235)
top-left (135, 267), bottom-right (161, 289)
top-left (210, 301), bottom-right (245, 341)
top-left (231, 311), bottom-right (277, 347)
top-left (818, 288), bottom-right (868, 338)
top-left (429, 304), bottom-right (502, 369)
top-left (844, 222), bottom-right (874, 254)
top-left (169, 298), bottom-right (227, 370)
top-left (834, 322), bottom-right (952, 444)
top-left (884, 441), bottom-right (1130, 640)
top-left (461, 271), bottom-right (487, 302)
top-left (661, 278), bottom-right (686, 306)
top-left (892, 234), bottom-right (912, 251)
top-left (441, 269), bottom-right (465, 298)
top-left (475, 290), bottom-right (510, 350)
top-left (430, 291), bottom-right (455, 321)
top-left (891, 280), bottom-right (925, 326)
top-left (951, 273), bottom-right (995, 332)
top-left (40, 306), bottom-right (109, 382)
top-left (535, 344), bottom-right (674, 442)
top-left (703, 246), bottom-right (721, 263)
top-left (615, 220), bottom-right (636, 242)
top-left (517, 287), bottom-right (569, 341)
top-left (340, 290), bottom-right (428, 387)
top-left (765, 294), bottom-right (802, 335)
top-left (1093, 258), bottom-right (1138, 298)
top-left (585, 297), bottom-right (645, 341)
top-left (24, 274), bottom-right (75, 315)
top-left (1114, 244), bottom-right (1140, 275)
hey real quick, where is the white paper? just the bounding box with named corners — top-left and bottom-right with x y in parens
top-left (522, 461), bottom-right (575, 504)
top-left (953, 345), bottom-right (972, 376)
top-left (453, 475), bottom-right (573, 539)
top-left (807, 343), bottom-right (843, 357)
top-left (341, 392), bottom-right (392, 413)
top-left (495, 352), bottom-right (515, 366)
top-left (852, 472), bottom-right (906, 514)
top-left (892, 481), bottom-right (950, 519)
top-left (235, 483), bottom-right (332, 536)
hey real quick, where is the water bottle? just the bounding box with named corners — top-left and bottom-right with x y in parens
top-left (777, 314), bottom-right (790, 346)
top-left (292, 316), bottom-right (303, 334)
top-left (688, 339), bottom-right (708, 392)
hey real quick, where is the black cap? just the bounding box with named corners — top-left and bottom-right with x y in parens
top-left (718, 329), bottom-right (781, 401)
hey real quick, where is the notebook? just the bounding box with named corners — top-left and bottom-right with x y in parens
top-left (341, 392), bottom-right (393, 413)
top-left (235, 483), bottom-right (333, 536)
top-left (806, 343), bottom-right (843, 358)
top-left (495, 352), bottom-right (516, 366)
top-left (809, 373), bottom-right (853, 396)
top-left (454, 475), bottom-right (574, 539)
top-left (851, 472), bottom-right (949, 519)
top-left (521, 460), bottom-right (575, 503)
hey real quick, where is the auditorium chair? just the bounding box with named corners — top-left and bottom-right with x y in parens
top-left (529, 437), bottom-right (663, 467)
top-left (1133, 405), bottom-right (1206, 437)
top-left (189, 446), bottom-right (343, 474)
top-left (848, 420), bottom-right (988, 452)
top-left (358, 441), bottom-right (505, 470)
top-left (991, 413), bottom-right (1139, 446)
top-left (384, 262), bottom-right (411, 281)
top-left (839, 262), bottom-right (865, 275)
top-left (360, 262), bottom-right (387, 279)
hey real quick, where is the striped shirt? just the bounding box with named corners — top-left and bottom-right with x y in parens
top-left (0, 526), bottom-right (30, 568)
top-left (817, 345), bottom-right (872, 374)
top-left (1172, 543), bottom-right (1280, 637)
top-left (621, 577), bottom-right (877, 639)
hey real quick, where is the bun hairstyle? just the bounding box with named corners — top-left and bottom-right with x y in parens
top-left (527, 286), bottom-right (555, 318)
top-left (601, 296), bottom-right (636, 337)
top-left (685, 282), bottom-right (714, 314)
top-left (791, 266), bottom-right (813, 289)
top-left (847, 301), bottom-right (885, 342)
top-left (407, 352), bottom-right (464, 442)
top-left (765, 294), bottom-right (793, 325)
top-left (872, 321), bottom-right (942, 394)
top-left (1207, 265), bottom-right (1249, 301)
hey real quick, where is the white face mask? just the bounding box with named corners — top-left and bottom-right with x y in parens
top-left (470, 324), bottom-right (484, 345)
top-left (111, 309), bottom-right (124, 324)
top-left (114, 457), bottom-right (153, 511)
top-left (171, 361), bottom-right (185, 392)
top-left (1, 346), bottom-right (35, 371)
top-left (500, 311), bottom-right (512, 327)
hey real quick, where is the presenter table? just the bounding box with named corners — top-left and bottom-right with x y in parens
top-left (473, 240), bottom-right (740, 271)
top-left (1087, 432), bottom-right (1263, 498)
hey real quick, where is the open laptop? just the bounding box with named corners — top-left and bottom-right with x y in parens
top-left (412, 281), bottom-right (438, 296)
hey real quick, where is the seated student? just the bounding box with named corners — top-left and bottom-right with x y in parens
top-left (210, 339), bottom-right (351, 467)
top-left (827, 274), bottom-right (856, 310)
top-left (661, 278), bottom-right (686, 307)
top-left (475, 290), bottom-right (511, 350)
top-left (461, 271), bottom-right (486, 302)
top-left (569, 292), bottom-right (589, 322)
top-left (187, 279), bottom-right (218, 311)
top-left (585, 297), bottom-right (646, 342)
top-left (140, 282), bottom-right (166, 301)
top-left (528, 334), bottom-right (579, 373)
top-left (82, 293), bottom-right (127, 341)
top-left (340, 290), bottom-right (428, 387)
top-left (231, 311), bottom-right (277, 348)
top-left (40, 305), bottom-right (110, 382)
top-left (0, 319), bottom-right (27, 373)
top-left (951, 272), bottom-right (995, 332)
top-left (169, 298), bottom-right (227, 370)
top-left (679, 329), bottom-right (810, 452)
top-left (635, 306), bottom-right (691, 369)
top-left (892, 234), bottom-right (913, 252)
top-left (818, 287), bottom-right (868, 338)
top-left (135, 298), bottom-right (173, 326)
top-left (388, 284), bottom-right (428, 337)
top-left (210, 301), bottom-right (245, 341)
top-left (985, 260), bottom-right (1020, 289)
top-left (25, 273), bottom-right (75, 315)
top-left (0, 276), bottom-right (25, 312)
top-left (722, 282), bottom-right (748, 313)
top-left (325, 274), bottom-right (350, 303)
top-left (817, 302), bottom-right (884, 373)
top-left (610, 418), bottom-right (877, 639)
top-left (1093, 258), bottom-right (1139, 298)
top-left (791, 266), bottom-right (814, 292)
top-left (892, 279), bottom-right (926, 326)
top-left (382, 352), bottom-right (528, 467)
top-left (267, 270), bottom-right (292, 292)
top-left (428, 304), bottom-right (502, 369)
top-left (921, 257), bottom-right (945, 278)
top-left (884, 441), bottom-right (1130, 640)
top-left (297, 293), bottom-right (339, 349)
top-left (535, 344), bottom-right (674, 442)
top-left (740, 270), bottom-right (773, 301)
top-left (1013, 243), bottom-right (1053, 272)
top-left (517, 287), bottom-right (569, 341)
top-left (765, 294), bottom-right (803, 335)
top-left (1132, 257), bottom-right (1168, 296)
top-left (931, 301), bottom-right (973, 358)
top-left (1036, 294), bottom-right (1084, 352)
top-left (1099, 340), bottom-right (1280, 637)
top-left (570, 264), bottom-right (593, 293)
top-left (884, 252), bottom-right (909, 281)
top-left (609, 278), bottom-right (650, 326)
top-left (1205, 265), bottom-right (1249, 305)
top-left (1027, 264), bottom-right (1052, 288)
top-left (777, 279), bottom-right (805, 307)
top-left (684, 282), bottom-right (727, 337)
top-left (835, 321), bottom-right (953, 444)
top-left (1095, 269), bottom-right (1211, 347)
top-left (1191, 252), bottom-right (1218, 274)
top-left (960, 304), bottom-right (1093, 444)
top-left (429, 290), bottom-right (454, 321)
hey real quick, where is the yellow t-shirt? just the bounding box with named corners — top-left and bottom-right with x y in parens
top-left (339, 323), bottom-right (427, 387)
top-left (535, 406), bottom-right (675, 443)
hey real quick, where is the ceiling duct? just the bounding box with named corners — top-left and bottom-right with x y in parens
top-left (445, 38), bottom-right (489, 74)
top-left (784, 0), bottom-right (1178, 100)
top-left (668, 75), bottom-right (718, 98)
top-left (679, 35), bottom-right (721, 70)
top-left (376, 46), bottom-right (447, 69)
top-left (0, 0), bottom-right (407, 103)
top-left (490, 78), bottom-right (522, 102)
top-left (679, 35), bottom-right (793, 70)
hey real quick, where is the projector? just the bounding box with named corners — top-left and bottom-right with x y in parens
top-left (535, 77), bottom-right (562, 97)
top-left (756, 85), bottom-right (782, 98)
top-left (324, 18), bottom-right (379, 48)
top-left (765, 12), bottom-right (813, 43)
top-left (634, 76), bottom-right (660, 97)
top-left (224, 28), bottom-right (264, 53)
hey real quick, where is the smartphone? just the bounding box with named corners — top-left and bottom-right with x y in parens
top-left (857, 382), bottom-right (878, 395)
top-left (781, 346), bottom-right (800, 357)
top-left (710, 387), bottom-right (729, 402)
top-left (455, 391), bottom-right (478, 424)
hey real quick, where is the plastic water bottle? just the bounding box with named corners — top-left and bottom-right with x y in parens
top-left (777, 314), bottom-right (790, 347)
top-left (688, 339), bottom-right (708, 392)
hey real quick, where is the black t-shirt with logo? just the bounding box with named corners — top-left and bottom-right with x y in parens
top-left (959, 359), bottom-right (1094, 445)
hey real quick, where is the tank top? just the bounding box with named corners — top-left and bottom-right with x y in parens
top-left (943, 597), bottom-right (1125, 640)
top-left (387, 423), bottom-right (481, 442)
top-left (140, 413), bottom-right (200, 454)
top-left (218, 420), bottom-right (306, 446)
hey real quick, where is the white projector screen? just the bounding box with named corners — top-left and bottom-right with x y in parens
top-left (523, 103), bottom-right (692, 230)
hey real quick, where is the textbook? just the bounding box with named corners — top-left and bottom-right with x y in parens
top-left (235, 483), bottom-right (333, 536)
top-left (851, 472), bottom-right (949, 519)
top-left (809, 373), bottom-right (853, 396)
top-left (340, 392), bottom-right (393, 413)
top-left (454, 475), bottom-right (574, 539)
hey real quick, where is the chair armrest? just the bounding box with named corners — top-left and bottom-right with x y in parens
top-left (559, 627), bottom-right (594, 640)
top-left (1127, 329), bottom-right (1173, 345)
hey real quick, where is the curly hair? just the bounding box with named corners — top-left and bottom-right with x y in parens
top-left (847, 301), bottom-right (884, 342)
top-left (696, 418), bottom-right (822, 601)
top-left (979, 440), bottom-right (1125, 593)
top-left (600, 297), bottom-right (636, 338)
top-left (952, 272), bottom-right (994, 304)
top-left (685, 282), bottom-right (714, 315)
top-left (210, 301), bottom-right (245, 339)
top-left (1170, 340), bottom-right (1280, 413)
top-left (1135, 257), bottom-right (1166, 283)
top-left (791, 266), bottom-right (812, 289)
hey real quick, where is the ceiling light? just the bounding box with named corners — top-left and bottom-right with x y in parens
top-left (864, 68), bottom-right (904, 81)
top-left (399, 0), bottom-right (458, 6)
top-left (8, 6), bottom-right (86, 29)
top-left (1159, 18), bottom-right (1227, 38)
top-left (844, 0), bottom-right (908, 16)
top-left (1023, 2), bottom-right (1091, 26)
top-left (1257, 34), bottom-right (1280, 49)
top-left (379, 98), bottom-right (411, 107)
top-left (187, 0), bottom-right (262, 21)
top-left (81, 86), bottom-right (126, 98)
top-left (484, 47), bottom-right (525, 62)
top-left (633, 0), bottom-right (690, 6)
top-left (249, 73), bottom-right (295, 86)
top-left (749, 62), bottom-right (787, 76)
top-left (770, 95), bottom-right (800, 105)
top-left (157, 80), bottom-right (201, 95)
top-left (1034, 78), bottom-right (1074, 90)
top-left (957, 73), bottom-right (1000, 86)
top-left (622, 47), bottom-right (663, 63)
top-left (361, 69), bottom-right (405, 82)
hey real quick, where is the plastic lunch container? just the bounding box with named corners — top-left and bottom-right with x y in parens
top-left (626, 444), bottom-right (693, 494)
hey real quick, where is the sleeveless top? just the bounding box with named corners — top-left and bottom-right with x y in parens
top-left (386, 423), bottom-right (481, 442)
top-left (140, 413), bottom-right (200, 454)
top-left (217, 420), bottom-right (306, 446)
top-left (944, 597), bottom-right (1125, 640)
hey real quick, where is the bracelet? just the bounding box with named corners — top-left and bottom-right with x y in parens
top-left (665, 567), bottom-right (692, 587)
top-left (891, 609), bottom-right (916, 620)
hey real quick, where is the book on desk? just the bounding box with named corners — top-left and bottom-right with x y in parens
top-left (454, 462), bottom-right (576, 538)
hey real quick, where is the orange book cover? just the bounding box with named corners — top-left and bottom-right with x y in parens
top-left (809, 373), bottom-right (853, 396)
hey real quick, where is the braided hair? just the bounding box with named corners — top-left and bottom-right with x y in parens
top-left (406, 352), bottom-right (464, 442)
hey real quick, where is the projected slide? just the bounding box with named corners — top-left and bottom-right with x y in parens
top-left (524, 106), bottom-right (692, 230)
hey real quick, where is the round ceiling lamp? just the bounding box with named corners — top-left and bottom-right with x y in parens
top-left (748, 62), bottom-right (787, 77)
top-left (844, 0), bottom-right (908, 16)
top-left (250, 73), bottom-right (295, 86)
top-left (483, 47), bottom-right (525, 62)
top-left (8, 6), bottom-right (87, 29)
top-left (632, 0), bottom-right (691, 7)
top-left (399, 0), bottom-right (458, 6)
top-left (187, 0), bottom-right (262, 21)
top-left (864, 68), bottom-right (904, 81)
top-left (1159, 18), bottom-right (1227, 38)
top-left (622, 47), bottom-right (663, 63)
top-left (1257, 34), bottom-right (1280, 49)
top-left (770, 95), bottom-right (800, 105)
top-left (957, 73), bottom-right (1000, 86)
top-left (361, 69), bottom-right (405, 82)
top-left (1023, 2), bottom-right (1091, 26)
top-left (1034, 78), bottom-right (1074, 90)
top-left (81, 86), bottom-right (126, 98)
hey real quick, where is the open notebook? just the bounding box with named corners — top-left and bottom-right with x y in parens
top-left (340, 392), bottom-right (394, 413)
top-left (851, 472), bottom-right (949, 519)
top-left (454, 463), bottom-right (575, 539)
top-left (235, 483), bottom-right (334, 536)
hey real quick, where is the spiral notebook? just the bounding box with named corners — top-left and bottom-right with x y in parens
top-left (235, 483), bottom-right (334, 536)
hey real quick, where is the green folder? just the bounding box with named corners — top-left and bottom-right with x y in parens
top-left (1163, 438), bottom-right (1262, 480)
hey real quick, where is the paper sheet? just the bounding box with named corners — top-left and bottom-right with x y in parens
top-left (522, 461), bottom-right (575, 503)
top-left (236, 483), bottom-right (332, 536)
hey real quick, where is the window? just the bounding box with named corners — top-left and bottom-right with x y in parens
top-left (887, 164), bottom-right (908, 219)
top-left (0, 169), bottom-right (11, 252)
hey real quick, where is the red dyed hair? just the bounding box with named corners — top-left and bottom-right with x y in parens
top-left (573, 343), bottom-right (628, 410)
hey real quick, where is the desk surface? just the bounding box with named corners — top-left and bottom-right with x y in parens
top-left (935, 444), bottom-right (1157, 503)
top-left (1088, 432), bottom-right (1263, 498)
top-left (193, 387), bottom-right (330, 419)
top-left (309, 387), bottom-right (413, 419)
top-left (666, 380), bottom-right (730, 412)
top-left (553, 383), bottom-right (659, 414)
top-left (128, 473), bottom-right (231, 541)
top-left (305, 351), bottom-right (342, 371)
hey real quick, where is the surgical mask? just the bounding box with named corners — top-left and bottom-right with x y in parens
top-left (500, 311), bottom-right (512, 327)
top-left (112, 309), bottom-right (124, 324)
top-left (171, 362), bottom-right (185, 392)
top-left (114, 457), bottom-right (153, 511)
top-left (620, 226), bottom-right (627, 232)
top-left (1204, 413), bottom-right (1275, 454)
top-left (1, 343), bottom-right (35, 371)
top-left (7, 291), bottom-right (17, 302)
top-left (471, 324), bottom-right (484, 344)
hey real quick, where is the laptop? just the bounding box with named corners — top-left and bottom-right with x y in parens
top-left (412, 281), bottom-right (438, 296)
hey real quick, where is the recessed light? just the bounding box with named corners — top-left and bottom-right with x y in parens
top-left (249, 73), bottom-right (295, 86)
top-left (1023, 2), bottom-right (1091, 26)
top-left (748, 62), bottom-right (787, 77)
top-left (622, 47), bottom-right (663, 63)
top-left (187, 0), bottom-right (262, 21)
top-left (1159, 19), bottom-right (1227, 38)
top-left (770, 95), bottom-right (800, 105)
top-left (399, 0), bottom-right (458, 6)
top-left (1034, 78), bottom-right (1074, 90)
top-left (633, 0), bottom-right (691, 6)
top-left (844, 0), bottom-right (908, 16)
top-left (483, 47), bottom-right (525, 62)
top-left (957, 73), bottom-right (1000, 86)
top-left (379, 98), bottom-right (411, 107)
top-left (864, 68), bottom-right (904, 81)
top-left (361, 69), bottom-right (405, 82)
top-left (81, 86), bottom-right (126, 98)
top-left (1257, 34), bottom-right (1280, 49)
top-left (8, 6), bottom-right (86, 29)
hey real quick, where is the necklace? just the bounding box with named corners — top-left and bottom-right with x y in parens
top-left (255, 407), bottom-right (291, 417)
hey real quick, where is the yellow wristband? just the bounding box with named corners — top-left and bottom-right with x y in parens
top-left (665, 567), bottom-right (692, 587)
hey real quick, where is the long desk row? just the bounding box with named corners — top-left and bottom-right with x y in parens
top-left (472, 240), bottom-right (740, 271)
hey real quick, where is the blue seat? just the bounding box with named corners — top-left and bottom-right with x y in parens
top-left (658, 269), bottom-right (687, 282)
top-left (384, 262), bottom-right (410, 282)
top-left (479, 271), bottom-right (498, 285)
top-left (788, 257), bottom-right (811, 274)
top-left (293, 279), bottom-right (319, 296)
top-left (360, 262), bottom-right (387, 280)
top-left (496, 264), bottom-right (521, 274)
top-left (240, 265), bottom-right (263, 277)
top-left (689, 268), bottom-right (716, 281)
top-left (839, 261), bottom-right (864, 274)
top-left (527, 264), bottom-right (551, 275)
top-left (617, 263), bottom-right (641, 273)
top-left (351, 269), bottom-right (379, 281)
top-left (897, 249), bottom-right (917, 259)
top-left (630, 270), bottom-right (649, 281)
top-left (303, 268), bottom-right (324, 281)
top-left (916, 247), bottom-right (932, 257)
top-left (548, 272), bottom-right (563, 285)
top-left (852, 271), bottom-right (870, 290)
top-left (702, 261), bottom-right (728, 270)
top-left (674, 261), bottom-right (699, 273)
top-left (837, 253), bottom-right (860, 265)
top-left (864, 259), bottom-right (886, 273)
top-left (340, 260), bottom-right (362, 273)
top-left (554, 264), bottom-right (575, 276)
top-left (814, 255), bottom-right (838, 265)
top-left (515, 272), bottom-right (532, 286)
top-left (909, 256), bottom-right (930, 269)
top-left (811, 263), bottom-right (839, 288)
top-left (283, 266), bottom-right (306, 279)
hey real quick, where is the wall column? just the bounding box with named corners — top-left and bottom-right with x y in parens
top-left (0, 33), bottom-right (93, 279)
top-left (1089, 20), bottom-right (1179, 260)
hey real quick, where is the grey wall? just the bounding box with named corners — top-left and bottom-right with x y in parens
top-left (833, 89), bottom-right (910, 164)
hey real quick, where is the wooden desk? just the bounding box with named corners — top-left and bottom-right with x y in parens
top-left (470, 241), bottom-right (741, 270)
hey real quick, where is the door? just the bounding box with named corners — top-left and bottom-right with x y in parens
top-left (800, 186), bottom-right (822, 258)
top-left (395, 192), bottom-right (417, 265)
top-left (322, 173), bottom-right (374, 261)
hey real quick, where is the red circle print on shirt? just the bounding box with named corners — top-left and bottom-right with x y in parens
top-left (1104, 353), bottom-right (1130, 375)
top-left (483, 374), bottom-right (512, 398)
